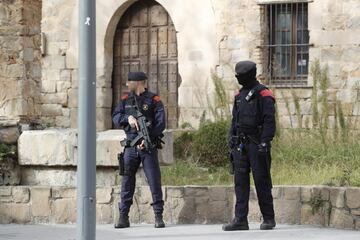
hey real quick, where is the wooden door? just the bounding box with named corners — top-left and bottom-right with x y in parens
top-left (112, 0), bottom-right (179, 129)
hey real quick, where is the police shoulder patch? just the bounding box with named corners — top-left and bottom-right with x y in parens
top-left (121, 94), bottom-right (128, 100)
top-left (259, 89), bottom-right (275, 101)
top-left (153, 95), bottom-right (161, 102)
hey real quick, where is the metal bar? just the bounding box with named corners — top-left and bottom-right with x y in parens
top-left (257, 0), bottom-right (314, 5)
top-left (269, 4), bottom-right (273, 84)
top-left (279, 4), bottom-right (282, 81)
top-left (77, 0), bottom-right (96, 239)
top-left (259, 43), bottom-right (312, 47)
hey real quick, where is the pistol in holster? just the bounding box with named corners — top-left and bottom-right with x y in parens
top-left (118, 152), bottom-right (125, 176)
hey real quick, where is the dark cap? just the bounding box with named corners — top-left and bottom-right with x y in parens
top-left (235, 61), bottom-right (256, 76)
top-left (128, 71), bottom-right (148, 81)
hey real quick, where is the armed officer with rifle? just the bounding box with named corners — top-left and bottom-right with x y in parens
top-left (112, 71), bottom-right (166, 229)
top-left (223, 61), bottom-right (277, 231)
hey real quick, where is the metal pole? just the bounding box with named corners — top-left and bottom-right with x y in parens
top-left (77, 0), bottom-right (96, 239)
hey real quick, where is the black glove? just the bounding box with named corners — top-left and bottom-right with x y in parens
top-left (258, 142), bottom-right (270, 154)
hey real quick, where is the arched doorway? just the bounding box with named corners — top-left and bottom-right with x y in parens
top-left (112, 0), bottom-right (179, 129)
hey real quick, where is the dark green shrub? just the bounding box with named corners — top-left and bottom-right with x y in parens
top-left (173, 131), bottom-right (195, 160)
top-left (192, 120), bottom-right (230, 167)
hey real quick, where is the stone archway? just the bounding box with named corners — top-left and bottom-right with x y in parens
top-left (112, 0), bottom-right (179, 129)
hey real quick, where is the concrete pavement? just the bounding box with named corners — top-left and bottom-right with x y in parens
top-left (0, 224), bottom-right (359, 240)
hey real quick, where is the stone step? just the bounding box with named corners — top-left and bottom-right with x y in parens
top-left (18, 129), bottom-right (173, 167)
top-left (0, 185), bottom-right (359, 230)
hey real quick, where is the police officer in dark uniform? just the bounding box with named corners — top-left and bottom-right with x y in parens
top-left (112, 71), bottom-right (166, 229)
top-left (222, 61), bottom-right (276, 231)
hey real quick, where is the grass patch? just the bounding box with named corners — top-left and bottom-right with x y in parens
top-left (163, 129), bottom-right (360, 186)
top-left (161, 161), bottom-right (233, 186)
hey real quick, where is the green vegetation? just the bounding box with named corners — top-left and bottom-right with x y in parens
top-left (163, 60), bottom-right (360, 187)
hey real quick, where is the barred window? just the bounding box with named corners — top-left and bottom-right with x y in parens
top-left (262, 2), bottom-right (310, 86)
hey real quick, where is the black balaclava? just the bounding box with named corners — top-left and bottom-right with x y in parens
top-left (235, 61), bottom-right (257, 89)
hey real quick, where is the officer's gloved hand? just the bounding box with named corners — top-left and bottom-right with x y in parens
top-left (128, 115), bottom-right (139, 130)
top-left (258, 142), bottom-right (270, 154)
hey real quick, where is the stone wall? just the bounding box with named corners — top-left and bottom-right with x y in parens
top-left (0, 0), bottom-right (41, 123)
top-left (2, 0), bottom-right (360, 130)
top-left (0, 185), bottom-right (359, 230)
top-left (17, 129), bottom-right (173, 186)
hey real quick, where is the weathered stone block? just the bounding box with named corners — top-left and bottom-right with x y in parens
top-left (52, 187), bottom-right (76, 199)
top-left (346, 188), bottom-right (360, 209)
top-left (249, 186), bottom-right (257, 200)
top-left (56, 81), bottom-right (71, 93)
top-left (40, 93), bottom-right (68, 106)
top-left (166, 186), bottom-right (184, 199)
top-left (184, 186), bottom-right (208, 197)
top-left (283, 186), bottom-right (300, 200)
top-left (0, 187), bottom-right (12, 196)
top-left (274, 199), bottom-right (301, 224)
top-left (301, 186), bottom-right (313, 202)
top-left (96, 108), bottom-right (112, 131)
top-left (67, 88), bottom-right (78, 108)
top-left (158, 130), bottom-right (174, 165)
top-left (330, 187), bottom-right (346, 208)
top-left (194, 197), bottom-right (210, 223)
top-left (163, 197), bottom-right (180, 224)
top-left (41, 80), bottom-right (56, 93)
top-left (208, 186), bottom-right (227, 201)
top-left (18, 129), bottom-right (77, 166)
top-left (23, 47), bottom-right (34, 61)
top-left (248, 199), bottom-right (262, 222)
top-left (330, 208), bottom-right (355, 230)
top-left (11, 203), bottom-right (31, 223)
top-left (96, 130), bottom-right (124, 167)
top-left (177, 197), bottom-right (196, 224)
top-left (272, 186), bottom-right (282, 199)
top-left (351, 209), bottom-right (360, 216)
top-left (21, 169), bottom-right (76, 186)
top-left (12, 187), bottom-right (30, 203)
top-left (96, 204), bottom-right (113, 224)
top-left (300, 203), bottom-right (329, 226)
top-left (52, 198), bottom-right (77, 223)
top-left (31, 187), bottom-right (51, 217)
top-left (96, 187), bottom-right (113, 204)
top-left (60, 69), bottom-right (71, 82)
top-left (55, 116), bottom-right (70, 128)
top-left (138, 200), bottom-right (154, 223)
top-left (207, 200), bottom-right (227, 223)
top-left (313, 186), bottom-right (330, 201)
top-left (0, 203), bottom-right (12, 223)
top-left (0, 126), bottom-right (20, 144)
top-left (40, 104), bottom-right (62, 116)
top-left (96, 88), bottom-right (112, 108)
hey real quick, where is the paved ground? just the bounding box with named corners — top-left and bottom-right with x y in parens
top-left (0, 224), bottom-right (359, 240)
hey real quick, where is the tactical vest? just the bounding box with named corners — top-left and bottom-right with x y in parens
top-left (123, 91), bottom-right (157, 132)
top-left (235, 84), bottom-right (267, 134)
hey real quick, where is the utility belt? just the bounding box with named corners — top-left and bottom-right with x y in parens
top-left (232, 132), bottom-right (260, 147)
top-left (120, 136), bottom-right (164, 149)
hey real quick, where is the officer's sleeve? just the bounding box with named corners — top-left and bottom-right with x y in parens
top-left (229, 98), bottom-right (237, 138)
top-left (112, 101), bottom-right (129, 128)
top-left (260, 90), bottom-right (276, 143)
top-left (151, 96), bottom-right (166, 136)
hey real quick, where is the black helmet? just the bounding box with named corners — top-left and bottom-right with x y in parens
top-left (235, 61), bottom-right (257, 87)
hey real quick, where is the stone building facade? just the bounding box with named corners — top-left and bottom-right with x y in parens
top-left (1, 0), bottom-right (359, 131)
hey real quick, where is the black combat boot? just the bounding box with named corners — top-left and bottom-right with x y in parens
top-left (222, 218), bottom-right (249, 231)
top-left (114, 214), bottom-right (130, 228)
top-left (260, 219), bottom-right (276, 230)
top-left (154, 214), bottom-right (165, 228)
